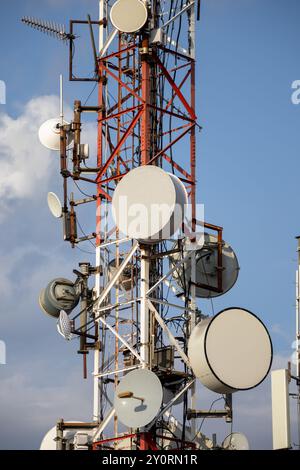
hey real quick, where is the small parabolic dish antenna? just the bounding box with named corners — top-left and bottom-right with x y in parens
top-left (170, 233), bottom-right (239, 298)
top-left (114, 369), bottom-right (163, 428)
top-left (222, 432), bottom-right (250, 451)
top-left (57, 310), bottom-right (74, 341)
top-left (112, 166), bottom-right (187, 243)
top-left (188, 308), bottom-right (273, 394)
top-left (110, 0), bottom-right (148, 33)
top-left (47, 192), bottom-right (63, 219)
top-left (39, 118), bottom-right (73, 151)
top-left (39, 278), bottom-right (79, 319)
top-left (40, 422), bottom-right (85, 450)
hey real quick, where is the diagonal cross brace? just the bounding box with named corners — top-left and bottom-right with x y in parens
top-left (94, 241), bottom-right (139, 313)
top-left (99, 317), bottom-right (145, 365)
top-left (96, 109), bottom-right (143, 181)
top-left (93, 408), bottom-right (115, 441)
top-left (153, 52), bottom-right (196, 120)
top-left (146, 251), bottom-right (192, 297)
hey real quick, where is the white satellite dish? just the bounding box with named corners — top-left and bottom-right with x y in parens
top-left (57, 310), bottom-right (73, 341)
top-left (110, 0), bottom-right (148, 33)
top-left (222, 432), bottom-right (250, 450)
top-left (112, 166), bottom-right (187, 242)
top-left (188, 308), bottom-right (273, 394)
top-left (114, 369), bottom-right (163, 428)
top-left (170, 233), bottom-right (239, 298)
top-left (40, 422), bottom-right (86, 450)
top-left (39, 118), bottom-right (73, 151)
top-left (47, 192), bottom-right (63, 219)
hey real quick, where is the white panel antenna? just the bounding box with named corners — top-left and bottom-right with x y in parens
top-left (271, 369), bottom-right (291, 450)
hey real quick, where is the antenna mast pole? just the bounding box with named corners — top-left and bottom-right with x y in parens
top-left (188, 1), bottom-right (197, 439)
top-left (93, 0), bottom-right (107, 424)
top-left (139, 0), bottom-right (156, 450)
top-left (99, 0), bottom-right (105, 51)
top-left (140, 0), bottom-right (154, 370)
top-left (60, 74), bottom-right (64, 125)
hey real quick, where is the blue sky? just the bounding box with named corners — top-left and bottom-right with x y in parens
top-left (0, 0), bottom-right (300, 450)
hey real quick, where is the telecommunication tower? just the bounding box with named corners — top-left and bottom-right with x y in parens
top-left (23, 1), bottom-right (273, 451)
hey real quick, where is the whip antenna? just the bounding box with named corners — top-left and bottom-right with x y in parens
top-left (60, 74), bottom-right (64, 125)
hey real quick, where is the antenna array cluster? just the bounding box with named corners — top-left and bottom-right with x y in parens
top-left (21, 0), bottom-right (274, 451)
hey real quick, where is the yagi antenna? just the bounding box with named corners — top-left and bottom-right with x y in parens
top-left (21, 17), bottom-right (72, 43)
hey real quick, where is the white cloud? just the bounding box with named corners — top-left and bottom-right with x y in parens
top-left (272, 353), bottom-right (291, 370)
top-left (0, 95), bottom-right (70, 218)
top-left (0, 364), bottom-right (93, 450)
top-left (271, 323), bottom-right (292, 343)
top-left (0, 245), bottom-right (36, 299)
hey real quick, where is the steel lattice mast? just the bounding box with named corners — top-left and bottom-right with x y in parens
top-left (93, 0), bottom-right (201, 448)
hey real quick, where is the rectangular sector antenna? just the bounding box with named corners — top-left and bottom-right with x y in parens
top-left (271, 369), bottom-right (291, 450)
